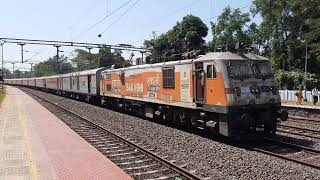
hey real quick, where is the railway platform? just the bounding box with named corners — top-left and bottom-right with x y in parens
top-left (282, 103), bottom-right (320, 110)
top-left (0, 86), bottom-right (132, 180)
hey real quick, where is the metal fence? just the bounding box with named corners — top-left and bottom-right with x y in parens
top-left (279, 90), bottom-right (316, 102)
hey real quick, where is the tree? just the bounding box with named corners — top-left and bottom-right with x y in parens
top-left (71, 49), bottom-right (99, 71)
top-left (98, 46), bottom-right (128, 68)
top-left (304, 17), bottom-right (320, 55)
top-left (252, 0), bottom-right (320, 72)
top-left (1, 68), bottom-right (12, 79)
top-left (208, 6), bottom-right (251, 51)
top-left (144, 15), bottom-right (208, 62)
top-left (33, 55), bottom-right (73, 77)
top-left (71, 46), bottom-right (129, 70)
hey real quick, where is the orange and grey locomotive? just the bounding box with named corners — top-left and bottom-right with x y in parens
top-left (4, 51), bottom-right (288, 137)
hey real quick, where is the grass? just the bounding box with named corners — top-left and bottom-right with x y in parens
top-left (0, 85), bottom-right (5, 106)
top-left (281, 100), bottom-right (320, 106)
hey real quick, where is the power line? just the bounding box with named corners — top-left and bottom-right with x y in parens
top-left (128, 0), bottom-right (200, 45)
top-left (72, 0), bottom-right (134, 40)
top-left (205, 5), bottom-right (251, 21)
top-left (167, 0), bottom-right (199, 16)
top-left (98, 0), bottom-right (142, 36)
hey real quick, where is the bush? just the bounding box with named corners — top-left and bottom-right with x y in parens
top-left (274, 70), bottom-right (320, 90)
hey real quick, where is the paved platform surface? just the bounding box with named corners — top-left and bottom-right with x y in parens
top-left (0, 86), bottom-right (132, 180)
top-left (282, 103), bottom-right (320, 110)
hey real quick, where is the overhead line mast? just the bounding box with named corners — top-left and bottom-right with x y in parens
top-left (0, 37), bottom-right (151, 64)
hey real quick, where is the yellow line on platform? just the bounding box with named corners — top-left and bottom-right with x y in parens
top-left (18, 97), bottom-right (40, 180)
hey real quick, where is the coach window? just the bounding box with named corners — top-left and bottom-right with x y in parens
top-left (207, 64), bottom-right (217, 79)
top-left (162, 67), bottom-right (175, 88)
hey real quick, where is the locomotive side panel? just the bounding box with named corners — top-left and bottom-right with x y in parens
top-left (101, 63), bottom-right (195, 108)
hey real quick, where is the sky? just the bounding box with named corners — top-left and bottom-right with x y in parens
top-left (0, 0), bottom-right (258, 71)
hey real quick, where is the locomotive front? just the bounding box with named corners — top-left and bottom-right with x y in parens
top-left (220, 54), bottom-right (288, 136)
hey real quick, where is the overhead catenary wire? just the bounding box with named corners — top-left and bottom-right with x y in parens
top-left (205, 5), bottom-right (251, 21)
top-left (64, 0), bottom-right (136, 62)
top-left (30, 1), bottom-right (115, 67)
top-left (98, 0), bottom-right (142, 37)
top-left (72, 0), bottom-right (134, 40)
top-left (128, 0), bottom-right (201, 46)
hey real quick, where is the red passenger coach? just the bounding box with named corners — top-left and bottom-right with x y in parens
top-left (45, 75), bottom-right (59, 92)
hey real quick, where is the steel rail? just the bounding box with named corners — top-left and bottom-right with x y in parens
top-left (24, 89), bottom-right (203, 180)
top-left (277, 124), bottom-right (320, 140)
top-left (252, 137), bottom-right (320, 170)
top-left (288, 116), bottom-right (320, 124)
top-left (279, 124), bottom-right (320, 134)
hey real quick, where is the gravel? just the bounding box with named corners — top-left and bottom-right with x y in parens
top-left (283, 106), bottom-right (320, 119)
top-left (277, 106), bottom-right (320, 150)
top-left (22, 88), bottom-right (320, 180)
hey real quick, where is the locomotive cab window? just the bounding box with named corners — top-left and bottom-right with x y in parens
top-left (162, 67), bottom-right (175, 88)
top-left (206, 64), bottom-right (217, 79)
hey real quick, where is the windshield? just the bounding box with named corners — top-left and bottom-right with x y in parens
top-left (226, 60), bottom-right (273, 79)
top-left (251, 61), bottom-right (273, 79)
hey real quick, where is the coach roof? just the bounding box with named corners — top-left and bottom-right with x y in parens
top-left (60, 67), bottom-right (105, 77)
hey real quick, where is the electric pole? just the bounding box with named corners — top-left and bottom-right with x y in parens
top-left (11, 62), bottom-right (15, 78)
top-left (29, 63), bottom-right (34, 78)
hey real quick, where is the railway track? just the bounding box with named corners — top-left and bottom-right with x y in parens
top-left (277, 124), bottom-right (320, 140)
top-left (24, 89), bottom-right (205, 180)
top-left (23, 88), bottom-right (320, 174)
top-left (252, 137), bottom-right (320, 170)
top-left (288, 116), bottom-right (320, 125)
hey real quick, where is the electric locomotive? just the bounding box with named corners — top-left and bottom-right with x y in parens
top-left (4, 51), bottom-right (288, 138)
top-left (100, 51), bottom-right (288, 137)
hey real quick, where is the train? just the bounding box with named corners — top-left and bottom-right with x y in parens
top-left (4, 51), bottom-right (288, 137)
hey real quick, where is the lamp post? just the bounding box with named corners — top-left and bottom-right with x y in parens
top-left (18, 43), bottom-right (26, 63)
top-left (11, 63), bottom-right (15, 77)
top-left (1, 41), bottom-right (4, 77)
top-left (0, 41), bottom-right (4, 92)
top-left (303, 44), bottom-right (308, 101)
top-left (300, 24), bottom-right (310, 102)
top-left (0, 41), bottom-right (3, 93)
top-left (29, 63), bottom-right (34, 78)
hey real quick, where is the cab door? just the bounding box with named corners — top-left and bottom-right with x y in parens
top-left (194, 62), bottom-right (205, 105)
top-left (205, 63), bottom-right (227, 106)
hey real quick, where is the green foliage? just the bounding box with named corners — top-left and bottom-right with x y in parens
top-left (97, 46), bottom-right (127, 68)
top-left (274, 70), bottom-right (320, 90)
top-left (252, 0), bottom-right (320, 73)
top-left (144, 15), bottom-right (208, 62)
top-left (304, 18), bottom-right (320, 54)
top-left (71, 46), bottom-right (128, 70)
top-left (209, 6), bottom-right (251, 51)
top-left (33, 55), bottom-right (73, 77)
top-left (71, 49), bottom-right (99, 71)
top-left (0, 86), bottom-right (5, 105)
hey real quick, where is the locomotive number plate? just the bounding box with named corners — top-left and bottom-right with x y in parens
top-left (256, 127), bottom-right (265, 131)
